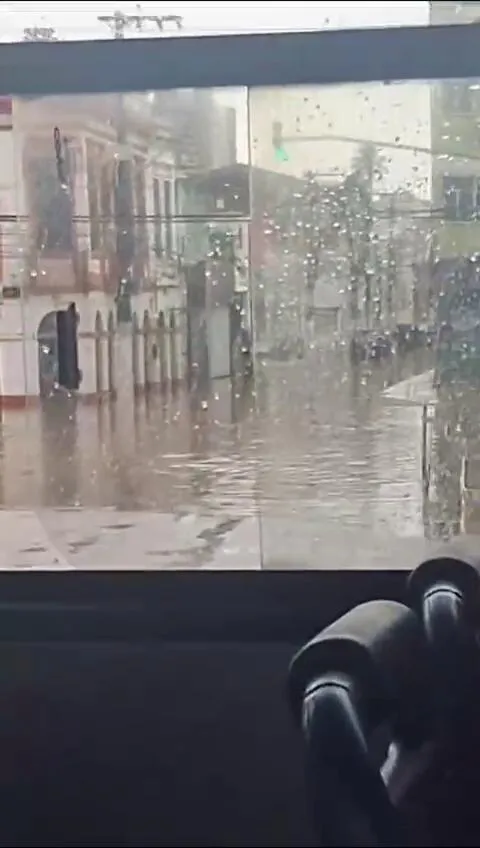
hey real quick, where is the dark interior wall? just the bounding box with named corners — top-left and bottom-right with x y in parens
top-left (0, 643), bottom-right (309, 847)
top-left (0, 570), bottom-right (408, 847)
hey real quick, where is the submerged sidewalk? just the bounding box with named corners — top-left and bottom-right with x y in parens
top-left (382, 370), bottom-right (437, 407)
top-left (0, 507), bottom-right (443, 571)
top-left (0, 509), bottom-right (261, 571)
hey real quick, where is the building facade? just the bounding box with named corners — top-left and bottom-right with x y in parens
top-left (429, 1), bottom-right (480, 267)
top-left (0, 89), bottom-right (237, 408)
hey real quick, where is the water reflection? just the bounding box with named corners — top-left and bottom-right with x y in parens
top-left (0, 348), bottom-right (445, 569)
top-left (254, 349), bottom-right (440, 569)
top-left (5, 64), bottom-right (480, 568)
top-left (41, 396), bottom-right (79, 507)
top-left (8, 381), bottom-right (256, 515)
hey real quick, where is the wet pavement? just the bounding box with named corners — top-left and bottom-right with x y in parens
top-left (0, 346), bottom-right (454, 569)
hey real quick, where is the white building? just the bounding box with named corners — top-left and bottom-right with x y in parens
top-left (0, 90), bottom-right (232, 408)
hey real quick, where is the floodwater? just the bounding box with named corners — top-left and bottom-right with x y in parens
top-left (0, 346), bottom-right (457, 570)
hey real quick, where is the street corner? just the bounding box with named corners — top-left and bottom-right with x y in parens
top-left (382, 369), bottom-right (437, 407)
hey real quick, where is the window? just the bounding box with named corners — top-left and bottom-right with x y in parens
top-left (86, 143), bottom-right (101, 252)
top-left (100, 161), bottom-right (113, 250)
top-left (443, 175), bottom-right (480, 220)
top-left (174, 178), bottom-right (181, 217)
top-left (164, 179), bottom-right (173, 256)
top-left (153, 177), bottom-right (163, 255)
top-left (134, 160), bottom-right (148, 256)
top-left (28, 156), bottom-right (73, 253)
top-left (99, 163), bottom-right (112, 219)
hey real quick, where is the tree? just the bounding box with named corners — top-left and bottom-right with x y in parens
top-left (337, 142), bottom-right (386, 329)
top-left (351, 141), bottom-right (386, 186)
top-left (279, 145), bottom-right (385, 327)
top-left (264, 142), bottom-right (387, 349)
top-left (271, 143), bottom-right (386, 323)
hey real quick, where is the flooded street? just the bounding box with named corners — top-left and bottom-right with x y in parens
top-left (0, 43), bottom-right (477, 573)
top-left (0, 66), bottom-right (473, 570)
top-left (0, 347), bottom-right (443, 570)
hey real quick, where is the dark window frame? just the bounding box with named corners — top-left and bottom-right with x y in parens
top-left (28, 155), bottom-right (74, 254)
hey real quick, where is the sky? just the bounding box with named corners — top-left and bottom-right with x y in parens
top-left (0, 2), bottom-right (428, 40)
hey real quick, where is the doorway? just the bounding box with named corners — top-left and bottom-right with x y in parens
top-left (37, 303), bottom-right (80, 398)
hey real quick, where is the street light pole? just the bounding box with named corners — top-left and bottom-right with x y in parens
top-left (97, 8), bottom-right (183, 323)
top-left (275, 131), bottom-right (480, 165)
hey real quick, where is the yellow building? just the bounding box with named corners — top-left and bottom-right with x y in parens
top-left (430, 1), bottom-right (480, 262)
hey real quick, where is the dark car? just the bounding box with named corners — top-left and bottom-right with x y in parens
top-left (350, 330), bottom-right (394, 363)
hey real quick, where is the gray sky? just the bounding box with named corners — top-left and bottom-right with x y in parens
top-left (0, 2), bottom-right (428, 40)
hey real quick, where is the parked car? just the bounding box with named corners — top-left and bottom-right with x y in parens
top-left (350, 330), bottom-right (394, 363)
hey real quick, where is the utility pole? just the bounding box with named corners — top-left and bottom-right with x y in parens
top-left (98, 6), bottom-right (183, 324)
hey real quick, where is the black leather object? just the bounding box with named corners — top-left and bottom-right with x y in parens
top-left (288, 600), bottom-right (429, 741)
top-left (405, 545), bottom-right (480, 845)
top-left (287, 601), bottom-right (432, 846)
top-left (408, 543), bottom-right (480, 722)
top-left (408, 542), bottom-right (480, 616)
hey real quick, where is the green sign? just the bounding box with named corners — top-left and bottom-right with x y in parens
top-left (274, 145), bottom-right (289, 163)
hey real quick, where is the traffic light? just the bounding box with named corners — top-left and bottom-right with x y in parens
top-left (272, 120), bottom-right (289, 162)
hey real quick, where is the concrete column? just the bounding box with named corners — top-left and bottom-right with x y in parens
top-left (77, 333), bottom-right (97, 397)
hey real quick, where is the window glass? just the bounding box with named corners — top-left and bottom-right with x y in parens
top-left (2, 4), bottom-right (480, 570)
